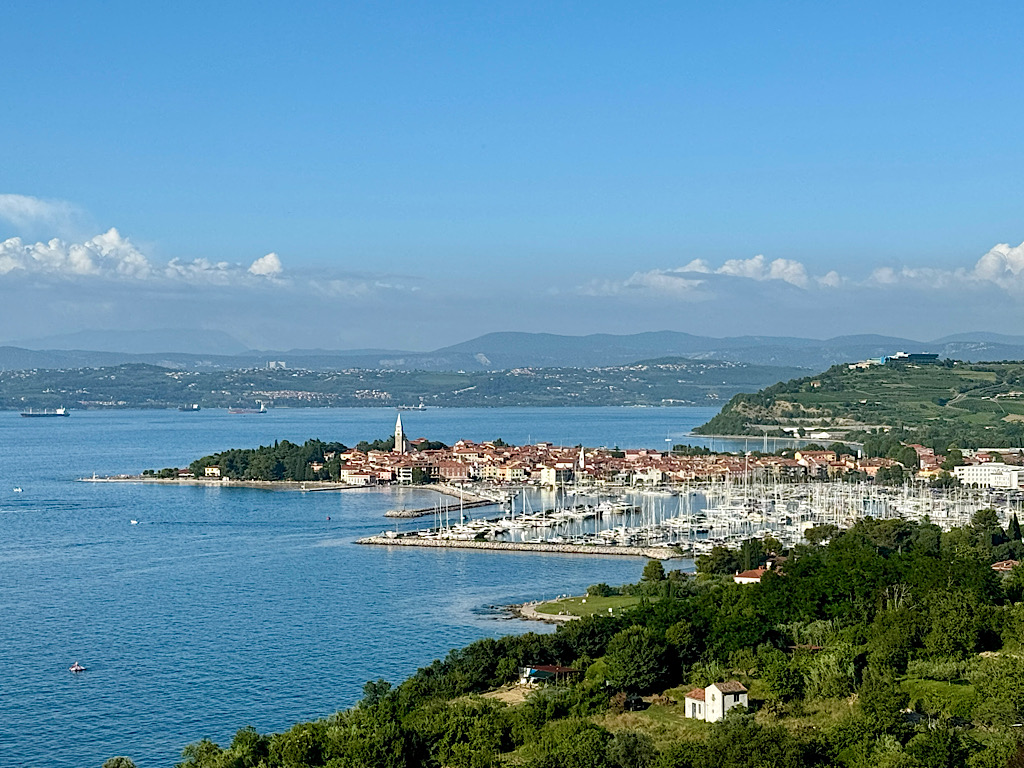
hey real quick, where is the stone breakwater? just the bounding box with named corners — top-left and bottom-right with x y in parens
top-left (356, 535), bottom-right (678, 560)
top-left (384, 484), bottom-right (499, 518)
top-left (384, 499), bottom-right (496, 518)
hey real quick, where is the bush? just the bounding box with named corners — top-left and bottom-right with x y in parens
top-left (588, 583), bottom-right (618, 597)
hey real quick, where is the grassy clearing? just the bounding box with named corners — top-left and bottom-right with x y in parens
top-left (593, 703), bottom-right (711, 748)
top-left (533, 595), bottom-right (644, 618)
top-left (480, 685), bottom-right (530, 706)
top-left (901, 677), bottom-right (978, 719)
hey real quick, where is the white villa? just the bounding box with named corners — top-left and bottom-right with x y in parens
top-left (683, 681), bottom-right (748, 722)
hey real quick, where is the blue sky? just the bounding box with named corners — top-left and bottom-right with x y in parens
top-left (3, 1), bottom-right (1024, 350)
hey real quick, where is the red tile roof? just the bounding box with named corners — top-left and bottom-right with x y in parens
top-left (713, 681), bottom-right (748, 694)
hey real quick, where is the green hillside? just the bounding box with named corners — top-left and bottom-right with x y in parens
top-left (0, 359), bottom-right (805, 410)
top-left (695, 359), bottom-right (1024, 449)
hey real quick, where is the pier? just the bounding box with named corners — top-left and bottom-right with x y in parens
top-left (384, 483), bottom-right (502, 518)
top-left (385, 499), bottom-right (497, 518)
top-left (356, 534), bottom-right (679, 559)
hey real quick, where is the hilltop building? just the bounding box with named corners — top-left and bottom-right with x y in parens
top-left (885, 352), bottom-right (940, 366)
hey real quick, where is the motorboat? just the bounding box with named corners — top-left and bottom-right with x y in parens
top-left (69, 662), bottom-right (86, 673)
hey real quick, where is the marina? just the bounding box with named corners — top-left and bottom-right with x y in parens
top-left (369, 480), bottom-right (1024, 557)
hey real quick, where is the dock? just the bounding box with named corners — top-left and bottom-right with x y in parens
top-left (385, 499), bottom-right (497, 518)
top-left (356, 534), bottom-right (679, 559)
top-left (384, 483), bottom-right (502, 518)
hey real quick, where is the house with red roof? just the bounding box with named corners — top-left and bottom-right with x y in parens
top-left (683, 681), bottom-right (748, 722)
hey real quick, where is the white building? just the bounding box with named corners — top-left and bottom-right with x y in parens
top-left (683, 681), bottom-right (748, 722)
top-left (953, 462), bottom-right (1024, 489)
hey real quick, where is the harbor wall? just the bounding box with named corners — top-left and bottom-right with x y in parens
top-left (356, 535), bottom-right (678, 560)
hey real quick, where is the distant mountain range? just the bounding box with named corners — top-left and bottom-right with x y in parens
top-left (3, 329), bottom-right (1024, 372)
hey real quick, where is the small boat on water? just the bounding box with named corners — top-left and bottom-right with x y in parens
top-left (130, 519), bottom-right (139, 525)
top-left (228, 401), bottom-right (267, 415)
top-left (12, 487), bottom-right (22, 493)
top-left (69, 662), bottom-right (86, 673)
top-left (178, 403), bottom-right (201, 411)
top-left (21, 407), bottom-right (69, 418)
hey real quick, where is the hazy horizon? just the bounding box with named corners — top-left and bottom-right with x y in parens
top-left (5, 3), bottom-right (1024, 349)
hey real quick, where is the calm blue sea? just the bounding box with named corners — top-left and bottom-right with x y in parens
top-left (0, 407), bottom-right (717, 768)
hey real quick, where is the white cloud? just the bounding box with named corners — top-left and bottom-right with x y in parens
top-left (680, 258), bottom-right (712, 273)
top-left (0, 228), bottom-right (152, 278)
top-left (249, 252), bottom-right (282, 277)
top-left (868, 242), bottom-right (1024, 292)
top-left (578, 269), bottom-right (705, 297)
top-left (0, 194), bottom-right (85, 236)
top-left (583, 253), bottom-right (825, 298)
top-left (972, 242), bottom-right (1024, 284)
top-left (716, 254), bottom-right (810, 287)
top-left (817, 270), bottom-right (842, 288)
top-left (0, 228), bottom-right (288, 287)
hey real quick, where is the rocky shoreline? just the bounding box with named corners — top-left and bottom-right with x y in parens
top-left (77, 476), bottom-right (366, 491)
top-left (506, 600), bottom-right (581, 624)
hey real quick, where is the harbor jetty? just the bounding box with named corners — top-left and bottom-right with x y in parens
top-left (384, 483), bottom-right (500, 518)
top-left (385, 499), bottom-right (495, 518)
top-left (356, 534), bottom-right (678, 559)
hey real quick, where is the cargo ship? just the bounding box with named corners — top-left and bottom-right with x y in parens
top-left (21, 407), bottom-right (69, 417)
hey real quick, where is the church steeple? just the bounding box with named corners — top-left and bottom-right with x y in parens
top-left (394, 412), bottom-right (407, 454)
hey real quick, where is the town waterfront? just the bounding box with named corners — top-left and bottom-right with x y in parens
top-left (0, 407), bottom-right (711, 768)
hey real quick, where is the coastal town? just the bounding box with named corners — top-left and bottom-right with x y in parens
top-left (106, 413), bottom-right (1024, 563)
top-left (185, 414), bottom-right (1024, 490)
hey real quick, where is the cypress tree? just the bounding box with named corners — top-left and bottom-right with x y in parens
top-left (1010, 513), bottom-right (1022, 542)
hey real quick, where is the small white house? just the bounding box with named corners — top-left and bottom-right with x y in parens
top-left (683, 681), bottom-right (748, 722)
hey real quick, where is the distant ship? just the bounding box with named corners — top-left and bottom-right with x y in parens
top-left (21, 407), bottom-right (69, 418)
top-left (397, 404), bottom-right (427, 411)
top-left (228, 401), bottom-right (267, 415)
top-left (178, 403), bottom-right (201, 411)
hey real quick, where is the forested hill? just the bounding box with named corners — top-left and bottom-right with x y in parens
top-left (151, 515), bottom-right (1024, 768)
top-left (0, 359), bottom-right (805, 410)
top-left (695, 359), bottom-right (1024, 449)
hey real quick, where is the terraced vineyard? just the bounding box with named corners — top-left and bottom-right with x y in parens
top-left (696, 360), bottom-right (1024, 448)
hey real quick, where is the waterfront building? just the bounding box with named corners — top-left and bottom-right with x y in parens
top-left (953, 462), bottom-right (1024, 488)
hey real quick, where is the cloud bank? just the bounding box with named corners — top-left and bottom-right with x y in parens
top-left (581, 254), bottom-right (842, 298)
top-left (869, 242), bottom-right (1024, 292)
top-left (0, 228), bottom-right (284, 285)
top-left (585, 243), bottom-right (1024, 302)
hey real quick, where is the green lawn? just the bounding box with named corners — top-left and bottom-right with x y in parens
top-left (533, 595), bottom-right (644, 618)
